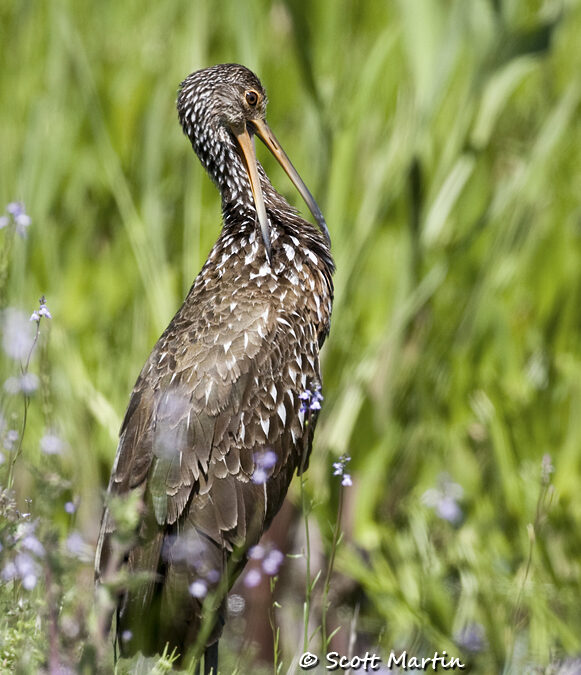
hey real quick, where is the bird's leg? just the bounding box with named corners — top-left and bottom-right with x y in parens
top-left (204, 642), bottom-right (219, 675)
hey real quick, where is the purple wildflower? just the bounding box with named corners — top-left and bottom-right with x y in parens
top-left (454, 623), bottom-right (487, 652)
top-left (20, 373), bottom-right (39, 394)
top-left (66, 532), bottom-right (92, 561)
top-left (189, 580), bottom-right (208, 598)
top-left (253, 467), bottom-right (268, 484)
top-left (66, 532), bottom-right (85, 555)
top-left (163, 531), bottom-right (213, 573)
top-left (4, 429), bottom-right (19, 451)
top-left (21, 533), bottom-right (45, 557)
top-left (205, 569), bottom-right (220, 584)
top-left (3, 202), bottom-right (31, 237)
top-left (2, 551), bottom-right (41, 590)
top-left (332, 454), bottom-right (352, 487)
top-left (21, 572), bottom-right (38, 591)
top-left (2, 308), bottom-right (35, 360)
top-left (4, 373), bottom-right (39, 395)
top-left (2, 561), bottom-right (17, 581)
top-left (30, 296), bottom-right (52, 323)
top-left (152, 388), bottom-right (193, 462)
top-left (7, 202), bottom-right (25, 217)
top-left (121, 630), bottom-right (133, 643)
top-left (437, 496), bottom-right (463, 524)
top-left (262, 549), bottom-right (284, 576)
top-left (422, 473), bottom-right (464, 525)
top-left (15, 215), bottom-right (31, 237)
top-left (245, 545), bottom-right (284, 587)
top-left (40, 432), bottom-right (64, 455)
top-left (0, 202), bottom-right (31, 238)
top-left (244, 568), bottom-right (262, 588)
top-left (252, 449), bottom-right (277, 484)
top-left (299, 386), bottom-right (324, 414)
top-left (248, 545), bottom-right (265, 560)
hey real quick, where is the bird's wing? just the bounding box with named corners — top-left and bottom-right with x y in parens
top-left (95, 288), bottom-right (320, 581)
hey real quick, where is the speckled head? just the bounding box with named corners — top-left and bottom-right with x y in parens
top-left (177, 64), bottom-right (268, 157)
top-left (177, 63), bottom-right (330, 259)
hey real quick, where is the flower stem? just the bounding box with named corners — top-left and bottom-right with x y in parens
top-left (6, 320), bottom-right (41, 490)
top-left (300, 470), bottom-right (312, 655)
top-left (321, 484), bottom-right (344, 651)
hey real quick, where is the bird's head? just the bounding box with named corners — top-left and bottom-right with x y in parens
top-left (177, 63), bottom-right (330, 258)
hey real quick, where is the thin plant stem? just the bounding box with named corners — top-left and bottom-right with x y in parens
top-left (321, 485), bottom-right (344, 652)
top-left (269, 577), bottom-right (281, 674)
top-left (300, 470), bottom-right (312, 655)
top-left (299, 416), bottom-right (313, 656)
top-left (6, 318), bottom-right (41, 490)
top-left (507, 462), bottom-right (554, 667)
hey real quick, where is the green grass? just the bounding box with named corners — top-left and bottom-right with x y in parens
top-left (2, 0), bottom-right (581, 672)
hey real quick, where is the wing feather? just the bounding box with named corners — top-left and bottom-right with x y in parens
top-left (96, 272), bottom-right (328, 658)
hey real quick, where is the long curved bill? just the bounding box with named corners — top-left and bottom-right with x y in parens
top-left (234, 126), bottom-right (272, 259)
top-left (252, 118), bottom-right (331, 247)
top-left (233, 119), bottom-right (331, 261)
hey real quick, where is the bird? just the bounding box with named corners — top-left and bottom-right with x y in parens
top-left (94, 63), bottom-right (334, 671)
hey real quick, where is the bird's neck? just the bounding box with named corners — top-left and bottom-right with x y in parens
top-left (195, 126), bottom-right (295, 233)
top-left (220, 166), bottom-right (293, 227)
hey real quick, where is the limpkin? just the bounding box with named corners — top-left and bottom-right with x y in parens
top-left (95, 63), bottom-right (334, 670)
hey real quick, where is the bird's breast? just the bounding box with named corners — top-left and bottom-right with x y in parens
top-left (195, 225), bottom-right (332, 334)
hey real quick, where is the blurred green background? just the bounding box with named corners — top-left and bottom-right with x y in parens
top-left (2, 0), bottom-right (581, 672)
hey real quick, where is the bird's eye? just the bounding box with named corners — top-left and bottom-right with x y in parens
top-left (245, 90), bottom-right (259, 107)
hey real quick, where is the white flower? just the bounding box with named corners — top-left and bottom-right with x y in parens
top-left (189, 580), bottom-right (208, 598)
